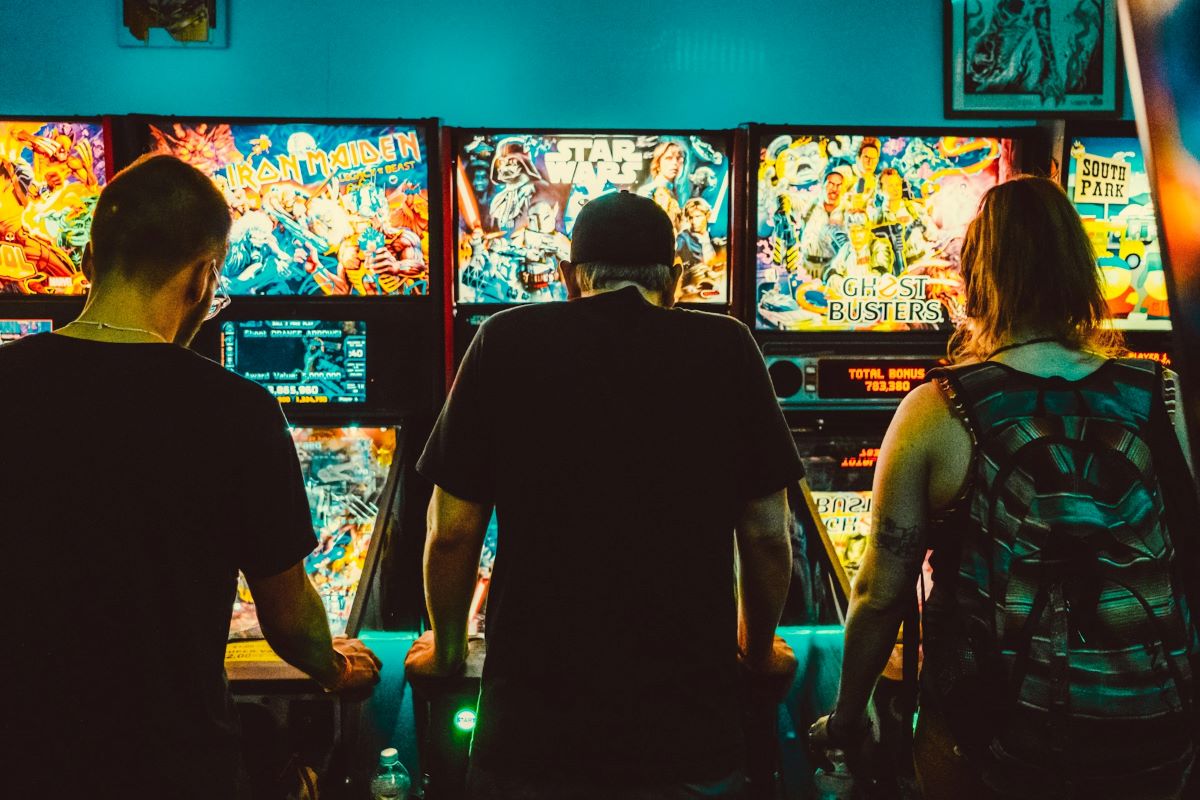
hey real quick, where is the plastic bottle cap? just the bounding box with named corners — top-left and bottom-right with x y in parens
top-left (380, 747), bottom-right (400, 767)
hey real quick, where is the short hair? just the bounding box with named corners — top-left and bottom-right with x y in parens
top-left (575, 261), bottom-right (675, 297)
top-left (859, 137), bottom-right (881, 156)
top-left (950, 175), bottom-right (1123, 363)
top-left (90, 154), bottom-right (231, 286)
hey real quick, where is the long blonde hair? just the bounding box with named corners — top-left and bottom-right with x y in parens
top-left (948, 175), bottom-right (1124, 364)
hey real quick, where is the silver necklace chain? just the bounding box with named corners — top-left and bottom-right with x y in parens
top-left (68, 319), bottom-right (168, 343)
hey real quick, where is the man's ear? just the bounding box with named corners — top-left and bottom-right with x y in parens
top-left (559, 260), bottom-right (581, 299)
top-left (182, 258), bottom-right (212, 306)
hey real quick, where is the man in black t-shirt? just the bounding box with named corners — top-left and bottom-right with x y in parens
top-left (406, 192), bottom-right (801, 798)
top-left (3, 155), bottom-right (381, 798)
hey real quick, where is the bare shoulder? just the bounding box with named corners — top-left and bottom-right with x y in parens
top-left (891, 380), bottom-right (959, 438)
top-left (881, 379), bottom-right (974, 510)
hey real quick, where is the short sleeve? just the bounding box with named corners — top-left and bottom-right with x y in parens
top-left (417, 324), bottom-right (494, 504)
top-left (232, 395), bottom-right (317, 579)
top-left (732, 324), bottom-right (805, 500)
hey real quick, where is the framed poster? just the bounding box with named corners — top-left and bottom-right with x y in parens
top-left (946, 0), bottom-right (1120, 116)
top-left (118, 0), bottom-right (227, 48)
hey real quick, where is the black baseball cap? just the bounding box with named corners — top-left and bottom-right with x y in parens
top-left (569, 191), bottom-right (675, 267)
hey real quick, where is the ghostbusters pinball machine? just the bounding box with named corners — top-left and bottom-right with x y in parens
top-left (111, 115), bottom-right (445, 795)
top-left (409, 127), bottom-right (742, 800)
top-left (1061, 120), bottom-right (1176, 369)
top-left (745, 124), bottom-right (1041, 620)
top-left (743, 124), bottom-right (1043, 796)
top-left (0, 116), bottom-right (111, 343)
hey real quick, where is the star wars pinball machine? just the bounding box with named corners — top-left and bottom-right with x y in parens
top-left (411, 126), bottom-right (742, 800)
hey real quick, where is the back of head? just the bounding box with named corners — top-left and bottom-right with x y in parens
top-left (569, 191), bottom-right (677, 297)
top-left (89, 154), bottom-right (231, 287)
top-left (950, 174), bottom-right (1123, 363)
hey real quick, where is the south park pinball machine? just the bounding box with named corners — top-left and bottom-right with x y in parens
top-left (109, 115), bottom-right (446, 793)
top-left (1061, 119), bottom-right (1176, 371)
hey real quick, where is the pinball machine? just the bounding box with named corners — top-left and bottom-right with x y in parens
top-left (0, 116), bottom-right (111, 338)
top-left (414, 125), bottom-right (741, 800)
top-left (110, 114), bottom-right (446, 794)
top-left (741, 124), bottom-right (1045, 796)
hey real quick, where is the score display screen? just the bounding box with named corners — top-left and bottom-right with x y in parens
top-left (230, 427), bottom-right (396, 638)
top-left (1066, 135), bottom-right (1169, 329)
top-left (0, 120), bottom-right (107, 295)
top-left (756, 132), bottom-right (1014, 332)
top-left (145, 120), bottom-right (430, 296)
top-left (456, 131), bottom-right (730, 304)
top-left (817, 359), bottom-right (935, 399)
top-left (221, 320), bottom-right (367, 405)
top-left (1127, 350), bottom-right (1172, 369)
top-left (0, 318), bottom-right (52, 343)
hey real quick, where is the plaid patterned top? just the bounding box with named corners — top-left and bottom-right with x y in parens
top-left (922, 358), bottom-right (1196, 798)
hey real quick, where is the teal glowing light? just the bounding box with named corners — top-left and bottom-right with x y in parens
top-left (454, 708), bottom-right (477, 732)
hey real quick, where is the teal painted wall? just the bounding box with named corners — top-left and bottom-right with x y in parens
top-left (0, 0), bottom-right (1063, 128)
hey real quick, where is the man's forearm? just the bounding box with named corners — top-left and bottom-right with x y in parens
top-left (833, 598), bottom-right (905, 721)
top-left (737, 535), bottom-right (792, 661)
top-left (424, 534), bottom-right (480, 667)
top-left (258, 579), bottom-right (341, 686)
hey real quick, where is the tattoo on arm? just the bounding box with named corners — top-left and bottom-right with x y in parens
top-left (871, 517), bottom-right (925, 560)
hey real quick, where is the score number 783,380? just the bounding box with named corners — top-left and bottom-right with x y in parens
top-left (819, 361), bottom-right (935, 400)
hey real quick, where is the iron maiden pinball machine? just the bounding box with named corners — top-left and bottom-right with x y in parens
top-left (1061, 120), bottom-right (1176, 367)
top-left (741, 125), bottom-right (1043, 794)
top-left (411, 127), bottom-right (740, 799)
top-left (111, 115), bottom-right (445, 794)
top-left (0, 116), bottom-right (112, 341)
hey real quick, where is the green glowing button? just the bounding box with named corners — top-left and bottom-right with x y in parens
top-left (454, 708), bottom-right (477, 732)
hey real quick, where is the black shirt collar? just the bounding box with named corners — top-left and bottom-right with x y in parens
top-left (572, 285), bottom-right (653, 308)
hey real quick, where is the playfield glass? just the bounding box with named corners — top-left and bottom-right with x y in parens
top-left (1066, 136), bottom-right (1169, 330)
top-left (229, 427), bottom-right (396, 639)
top-left (146, 120), bottom-right (430, 296)
top-left (467, 513), bottom-right (500, 635)
top-left (796, 436), bottom-right (880, 584)
top-left (220, 319), bottom-right (367, 405)
top-left (456, 132), bottom-right (730, 304)
top-left (0, 120), bottom-right (107, 295)
top-left (755, 133), bottom-right (1015, 332)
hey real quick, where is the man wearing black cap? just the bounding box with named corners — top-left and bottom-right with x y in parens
top-left (407, 192), bottom-right (801, 798)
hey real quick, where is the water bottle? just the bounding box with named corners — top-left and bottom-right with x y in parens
top-left (812, 749), bottom-right (855, 799)
top-left (370, 748), bottom-right (411, 800)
